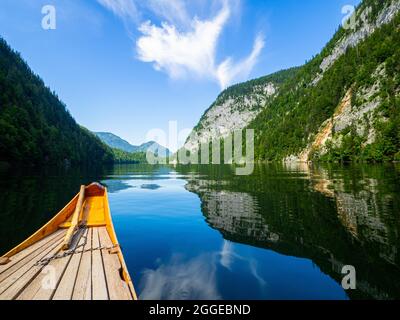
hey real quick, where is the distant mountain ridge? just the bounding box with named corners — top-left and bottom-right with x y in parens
top-left (95, 132), bottom-right (171, 156)
top-left (0, 34), bottom-right (169, 167)
top-left (94, 132), bottom-right (136, 153)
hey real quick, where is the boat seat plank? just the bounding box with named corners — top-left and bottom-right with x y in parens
top-left (0, 234), bottom-right (65, 300)
top-left (98, 227), bottom-right (132, 300)
top-left (92, 228), bottom-right (108, 300)
top-left (72, 228), bottom-right (92, 300)
top-left (16, 228), bottom-right (87, 300)
top-left (0, 229), bottom-right (65, 275)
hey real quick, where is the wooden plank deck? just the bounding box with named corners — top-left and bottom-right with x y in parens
top-left (0, 227), bottom-right (133, 300)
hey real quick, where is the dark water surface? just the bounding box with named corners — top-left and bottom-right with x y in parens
top-left (1, 163), bottom-right (399, 300)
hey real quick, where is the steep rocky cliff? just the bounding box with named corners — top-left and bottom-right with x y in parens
top-left (184, 68), bottom-right (299, 152)
top-left (184, 0), bottom-right (400, 163)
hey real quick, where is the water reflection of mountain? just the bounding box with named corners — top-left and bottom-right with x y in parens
top-left (101, 179), bottom-right (134, 193)
top-left (182, 164), bottom-right (400, 300)
top-left (188, 182), bottom-right (279, 244)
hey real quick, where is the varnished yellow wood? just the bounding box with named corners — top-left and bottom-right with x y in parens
top-left (80, 201), bottom-right (91, 226)
top-left (85, 197), bottom-right (106, 226)
top-left (98, 227), bottom-right (132, 300)
top-left (59, 222), bottom-right (71, 229)
top-left (103, 190), bottom-right (138, 300)
top-left (62, 186), bottom-right (85, 250)
top-left (2, 195), bottom-right (79, 258)
top-left (0, 182), bottom-right (137, 300)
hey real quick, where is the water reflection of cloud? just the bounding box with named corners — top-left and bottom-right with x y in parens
top-left (249, 259), bottom-right (267, 288)
top-left (139, 254), bottom-right (221, 300)
top-left (220, 240), bottom-right (234, 270)
top-left (140, 243), bottom-right (270, 300)
top-left (219, 240), bottom-right (268, 290)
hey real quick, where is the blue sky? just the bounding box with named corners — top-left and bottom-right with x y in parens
top-left (0, 0), bottom-right (360, 148)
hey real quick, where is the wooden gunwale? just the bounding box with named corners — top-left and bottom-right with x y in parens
top-left (0, 183), bottom-right (137, 300)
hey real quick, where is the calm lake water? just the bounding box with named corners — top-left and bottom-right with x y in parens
top-left (1, 163), bottom-right (400, 300)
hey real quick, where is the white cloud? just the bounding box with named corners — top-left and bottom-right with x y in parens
top-left (136, 2), bottom-right (229, 83)
top-left (220, 240), bottom-right (234, 270)
top-left (217, 34), bottom-right (265, 89)
top-left (146, 0), bottom-right (190, 26)
top-left (98, 0), bottom-right (264, 89)
top-left (97, 0), bottom-right (138, 21)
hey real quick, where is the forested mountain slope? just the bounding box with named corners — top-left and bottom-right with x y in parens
top-left (185, 0), bottom-right (400, 163)
top-left (0, 38), bottom-right (114, 166)
top-left (184, 67), bottom-right (299, 152)
top-left (251, 0), bottom-right (400, 162)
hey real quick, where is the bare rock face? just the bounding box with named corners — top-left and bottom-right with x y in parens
top-left (184, 82), bottom-right (277, 152)
top-left (184, 0), bottom-right (399, 161)
top-left (312, 0), bottom-right (400, 85)
top-left (185, 179), bottom-right (280, 243)
top-left (284, 0), bottom-right (400, 164)
top-left (286, 64), bottom-right (386, 163)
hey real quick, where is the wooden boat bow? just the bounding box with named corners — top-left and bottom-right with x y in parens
top-left (0, 183), bottom-right (137, 300)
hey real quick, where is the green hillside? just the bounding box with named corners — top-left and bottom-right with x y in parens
top-left (249, 0), bottom-right (400, 162)
top-left (0, 38), bottom-right (114, 167)
top-left (185, 0), bottom-right (399, 164)
top-left (191, 67), bottom-right (299, 135)
top-left (111, 148), bottom-right (147, 164)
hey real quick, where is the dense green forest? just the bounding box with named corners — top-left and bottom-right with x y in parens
top-left (248, 0), bottom-right (400, 162)
top-left (112, 148), bottom-right (147, 164)
top-left (185, 0), bottom-right (399, 164)
top-left (0, 38), bottom-right (149, 166)
top-left (2, 0), bottom-right (398, 167)
top-left (0, 38), bottom-right (115, 167)
top-left (214, 67), bottom-right (300, 103)
top-left (191, 67), bottom-right (300, 135)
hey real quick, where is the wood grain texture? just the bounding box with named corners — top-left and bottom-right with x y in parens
top-left (98, 227), bottom-right (132, 300)
top-left (92, 228), bottom-right (108, 300)
top-left (0, 236), bottom-right (64, 300)
top-left (17, 229), bottom-right (86, 300)
top-left (72, 228), bottom-right (92, 300)
top-left (0, 229), bottom-right (64, 276)
top-left (52, 228), bottom-right (88, 300)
